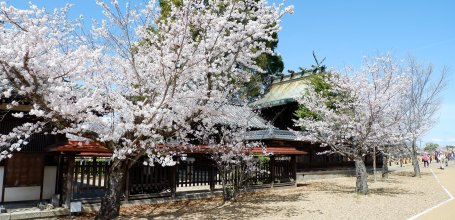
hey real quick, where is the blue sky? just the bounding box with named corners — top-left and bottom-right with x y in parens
top-left (277, 1), bottom-right (455, 148)
top-left (8, 0), bottom-right (455, 148)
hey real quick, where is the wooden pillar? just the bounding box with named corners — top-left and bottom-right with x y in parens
top-left (309, 147), bottom-right (313, 168)
top-left (124, 161), bottom-right (130, 202)
top-left (291, 155), bottom-right (297, 184)
top-left (170, 165), bottom-right (177, 197)
top-left (55, 154), bottom-right (63, 196)
top-left (1, 159), bottom-right (8, 203)
top-left (270, 156), bottom-right (275, 188)
top-left (209, 165), bottom-right (215, 191)
top-left (64, 154), bottom-right (75, 208)
top-left (39, 155), bottom-right (45, 201)
top-left (92, 157), bottom-right (97, 187)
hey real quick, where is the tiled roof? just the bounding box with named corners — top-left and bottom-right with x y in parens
top-left (243, 129), bottom-right (299, 141)
top-left (250, 73), bottom-right (308, 109)
top-left (211, 105), bottom-right (272, 129)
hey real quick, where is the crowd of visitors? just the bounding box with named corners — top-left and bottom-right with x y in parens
top-left (422, 150), bottom-right (454, 169)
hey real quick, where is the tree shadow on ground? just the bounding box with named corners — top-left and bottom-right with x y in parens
top-left (115, 170), bottom-right (431, 219)
top-left (368, 187), bottom-right (418, 197)
top-left (303, 181), bottom-right (355, 194)
top-left (392, 170), bottom-right (430, 177)
top-left (303, 178), bottom-right (419, 197)
top-left (118, 190), bottom-right (313, 220)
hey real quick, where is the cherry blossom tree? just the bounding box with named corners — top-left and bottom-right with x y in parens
top-left (199, 118), bottom-right (269, 201)
top-left (295, 56), bottom-right (412, 194)
top-left (206, 129), bottom-right (262, 201)
top-left (0, 1), bottom-right (291, 218)
top-left (402, 57), bottom-right (447, 177)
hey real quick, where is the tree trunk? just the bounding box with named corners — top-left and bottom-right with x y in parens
top-left (411, 140), bottom-right (421, 178)
top-left (354, 155), bottom-right (368, 194)
top-left (221, 166), bottom-right (229, 201)
top-left (382, 154), bottom-right (389, 179)
top-left (411, 153), bottom-right (421, 177)
top-left (233, 165), bottom-right (239, 202)
top-left (95, 159), bottom-right (128, 220)
top-left (372, 147), bottom-right (377, 182)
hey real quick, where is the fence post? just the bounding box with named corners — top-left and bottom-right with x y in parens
top-left (64, 154), bottom-right (75, 208)
top-left (171, 165), bottom-right (177, 197)
top-left (124, 161), bottom-right (130, 202)
top-left (309, 147), bottom-right (313, 169)
top-left (270, 156), bottom-right (275, 188)
top-left (209, 165), bottom-right (215, 191)
top-left (291, 155), bottom-right (297, 185)
top-left (92, 157), bottom-right (97, 188)
top-left (55, 154), bottom-right (63, 200)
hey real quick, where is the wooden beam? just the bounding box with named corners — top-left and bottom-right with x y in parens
top-left (291, 155), bottom-right (297, 185)
top-left (170, 165), bottom-right (176, 197)
top-left (64, 155), bottom-right (75, 208)
top-left (270, 156), bottom-right (275, 188)
top-left (1, 159), bottom-right (8, 203)
top-left (55, 153), bottom-right (63, 196)
top-left (209, 165), bottom-right (215, 191)
top-left (124, 161), bottom-right (130, 202)
top-left (39, 154), bottom-right (45, 201)
top-left (0, 103), bottom-right (32, 111)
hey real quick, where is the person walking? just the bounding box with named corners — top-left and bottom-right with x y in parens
top-left (422, 154), bottom-right (429, 168)
top-left (438, 153), bottom-right (445, 169)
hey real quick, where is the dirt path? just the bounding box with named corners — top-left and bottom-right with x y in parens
top-left (111, 166), bottom-right (449, 220)
top-left (411, 162), bottom-right (455, 220)
top-left (60, 162), bottom-right (455, 220)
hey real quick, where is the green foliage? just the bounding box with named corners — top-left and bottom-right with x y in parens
top-left (293, 53), bottom-right (349, 123)
top-left (294, 73), bottom-right (334, 120)
top-left (242, 31), bottom-right (284, 100)
top-left (424, 142), bottom-right (439, 152)
top-left (159, 0), bottom-right (183, 20)
top-left (295, 104), bottom-right (320, 120)
top-left (254, 32), bottom-right (284, 74)
top-left (258, 155), bottom-right (270, 163)
top-left (224, 184), bottom-right (234, 198)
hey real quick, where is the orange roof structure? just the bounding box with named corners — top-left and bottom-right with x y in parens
top-left (251, 147), bottom-right (307, 155)
top-left (50, 140), bottom-right (111, 153)
top-left (50, 141), bottom-right (307, 156)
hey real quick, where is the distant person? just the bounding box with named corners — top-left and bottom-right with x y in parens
top-left (435, 151), bottom-right (440, 163)
top-left (438, 153), bottom-right (445, 169)
top-left (422, 154), bottom-right (429, 168)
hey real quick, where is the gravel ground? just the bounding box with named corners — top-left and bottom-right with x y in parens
top-left (110, 166), bottom-right (447, 220)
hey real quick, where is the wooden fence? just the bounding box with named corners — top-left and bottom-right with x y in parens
top-left (69, 155), bottom-right (296, 200)
top-left (177, 157), bottom-right (222, 188)
top-left (128, 162), bottom-right (174, 195)
top-left (73, 158), bottom-right (110, 198)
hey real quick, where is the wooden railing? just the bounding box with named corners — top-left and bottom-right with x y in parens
top-left (128, 162), bottom-right (174, 195)
top-left (177, 158), bottom-right (222, 188)
top-left (70, 155), bottom-right (296, 200)
top-left (73, 158), bottom-right (110, 198)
